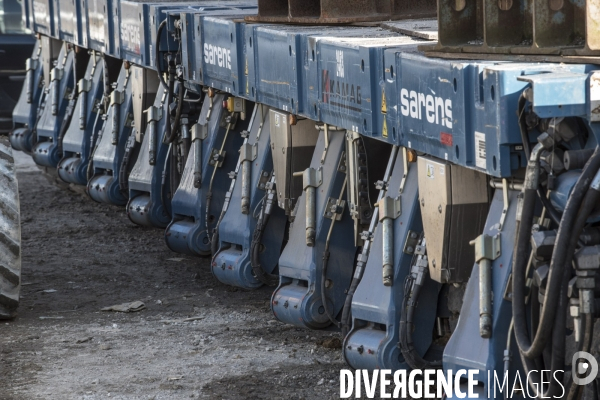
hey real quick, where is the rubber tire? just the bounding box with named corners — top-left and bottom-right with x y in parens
top-left (0, 136), bottom-right (21, 319)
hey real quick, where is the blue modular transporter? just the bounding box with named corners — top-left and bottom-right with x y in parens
top-left (12, 0), bottom-right (600, 397)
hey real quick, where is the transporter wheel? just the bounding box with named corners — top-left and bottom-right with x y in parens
top-left (0, 136), bottom-right (21, 319)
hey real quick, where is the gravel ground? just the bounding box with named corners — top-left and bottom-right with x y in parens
top-left (1, 151), bottom-right (344, 400)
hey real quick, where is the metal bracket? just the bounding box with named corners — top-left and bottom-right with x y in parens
top-left (209, 148), bottom-right (226, 168)
top-left (378, 196), bottom-right (401, 222)
top-left (303, 167), bottom-right (322, 189)
top-left (403, 230), bottom-right (420, 255)
top-left (498, 178), bottom-right (509, 231)
top-left (124, 113), bottom-right (134, 128)
top-left (360, 230), bottom-right (373, 242)
top-left (324, 198), bottom-right (346, 220)
top-left (240, 142), bottom-right (258, 162)
top-left (50, 67), bottom-right (63, 82)
top-left (191, 123), bottom-right (208, 141)
top-left (110, 89), bottom-right (125, 106)
top-left (92, 98), bottom-right (103, 113)
top-left (375, 180), bottom-right (388, 191)
top-left (257, 170), bottom-right (272, 191)
top-left (78, 78), bottom-right (92, 94)
top-left (146, 105), bottom-right (163, 123)
top-left (470, 234), bottom-right (502, 262)
top-left (26, 57), bottom-right (38, 71)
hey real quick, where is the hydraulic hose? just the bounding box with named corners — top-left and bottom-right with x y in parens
top-left (399, 263), bottom-right (442, 370)
top-left (320, 177), bottom-right (347, 328)
top-left (164, 66), bottom-right (175, 144)
top-left (513, 146), bottom-right (600, 360)
top-left (155, 20), bottom-right (168, 90)
top-left (517, 93), bottom-right (532, 160)
top-left (537, 187), bottom-right (562, 226)
top-left (86, 107), bottom-right (103, 182)
top-left (250, 184), bottom-right (279, 286)
top-left (340, 146), bottom-right (399, 338)
top-left (166, 81), bottom-right (184, 144)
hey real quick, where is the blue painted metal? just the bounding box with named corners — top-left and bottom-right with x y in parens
top-left (344, 150), bottom-right (440, 370)
top-left (212, 105), bottom-right (288, 289)
top-left (10, 40), bottom-right (44, 153)
top-left (165, 4), bottom-right (256, 95)
top-left (87, 63), bottom-right (133, 205)
top-left (57, 52), bottom-right (105, 185)
top-left (31, 45), bottom-right (75, 168)
top-left (165, 93), bottom-right (249, 256)
top-left (387, 55), bottom-right (599, 177)
top-left (56, 0), bottom-right (83, 46)
top-left (118, 1), bottom-right (195, 68)
top-left (126, 84), bottom-right (172, 228)
top-left (248, 25), bottom-right (380, 117)
top-left (443, 189), bottom-right (520, 393)
top-left (196, 8), bottom-right (257, 97)
top-left (82, 0), bottom-right (115, 54)
top-left (272, 127), bottom-right (356, 329)
top-left (28, 0), bottom-right (55, 37)
top-left (314, 34), bottom-right (420, 138)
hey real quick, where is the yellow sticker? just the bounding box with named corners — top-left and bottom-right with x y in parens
top-left (381, 89), bottom-right (387, 114)
top-left (382, 118), bottom-right (388, 138)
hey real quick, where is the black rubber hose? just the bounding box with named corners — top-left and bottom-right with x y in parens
top-left (518, 93), bottom-right (532, 159)
top-left (341, 274), bottom-right (361, 338)
top-left (321, 250), bottom-right (340, 328)
top-left (155, 20), bottom-right (168, 90)
top-left (164, 70), bottom-right (175, 144)
top-left (513, 147), bottom-right (600, 360)
top-left (166, 81), bottom-right (184, 144)
top-left (250, 203), bottom-right (279, 287)
top-left (521, 271), bottom-right (569, 398)
top-left (399, 274), bottom-right (442, 370)
top-left (537, 186), bottom-right (562, 226)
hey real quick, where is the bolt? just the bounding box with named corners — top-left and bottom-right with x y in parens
top-left (407, 246), bottom-right (414, 253)
top-left (438, 205), bottom-right (442, 213)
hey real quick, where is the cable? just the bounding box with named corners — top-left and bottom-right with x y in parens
top-left (250, 187), bottom-right (279, 286)
top-left (513, 146), bottom-right (600, 360)
top-left (155, 20), bottom-right (168, 90)
top-left (320, 177), bottom-right (347, 328)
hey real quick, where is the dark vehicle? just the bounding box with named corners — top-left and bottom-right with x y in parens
top-left (0, 0), bottom-right (34, 133)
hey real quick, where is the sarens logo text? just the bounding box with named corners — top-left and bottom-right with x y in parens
top-left (120, 23), bottom-right (141, 52)
top-left (203, 43), bottom-right (231, 70)
top-left (400, 88), bottom-right (453, 129)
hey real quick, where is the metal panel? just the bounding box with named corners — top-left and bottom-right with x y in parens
top-left (56, 0), bottom-right (82, 45)
top-left (417, 156), bottom-right (489, 284)
top-left (30, 0), bottom-right (54, 36)
top-left (443, 189), bottom-right (519, 390)
top-left (268, 109), bottom-right (319, 214)
top-left (315, 34), bottom-right (420, 138)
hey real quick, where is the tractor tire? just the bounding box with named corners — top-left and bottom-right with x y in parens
top-left (0, 136), bottom-right (21, 319)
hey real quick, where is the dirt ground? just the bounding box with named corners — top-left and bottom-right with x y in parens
top-left (1, 151), bottom-right (344, 400)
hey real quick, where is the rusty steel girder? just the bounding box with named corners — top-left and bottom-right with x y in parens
top-left (244, 0), bottom-right (436, 24)
top-left (422, 0), bottom-right (600, 57)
